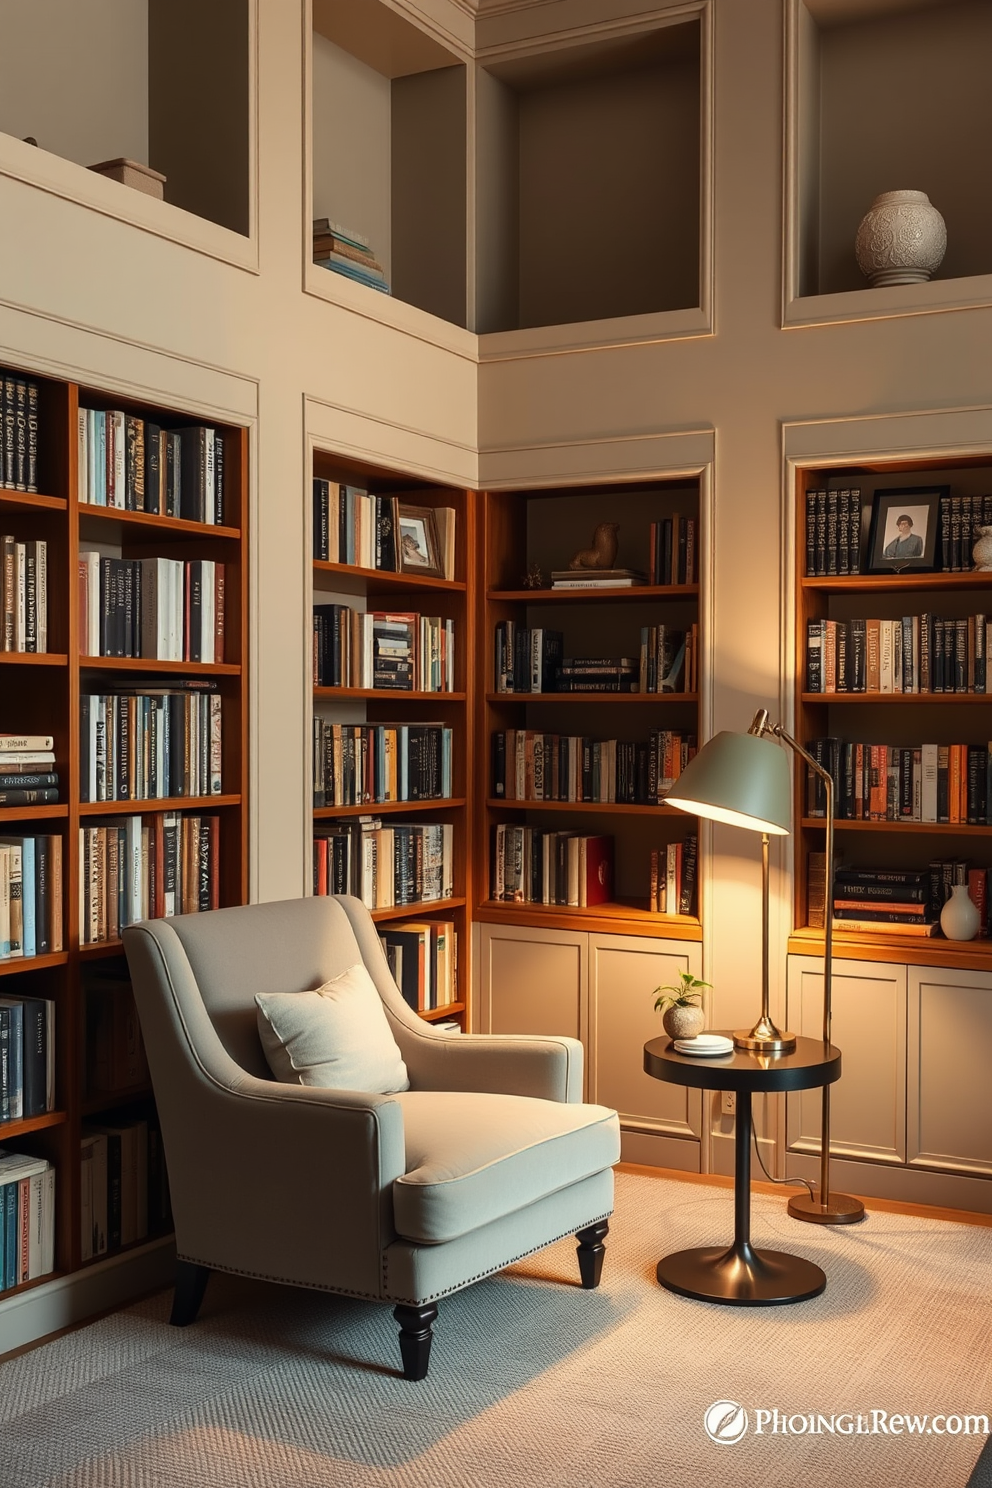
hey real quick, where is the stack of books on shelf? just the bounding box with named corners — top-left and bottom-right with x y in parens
top-left (491, 828), bottom-right (613, 907)
top-left (77, 413), bottom-right (225, 522)
top-left (313, 721), bottom-right (452, 808)
top-left (80, 1116), bottom-right (170, 1260)
top-left (649, 836), bottom-right (699, 915)
top-left (639, 625), bottom-right (698, 693)
top-left (2, 537), bottom-right (47, 652)
top-left (492, 729), bottom-right (696, 804)
top-left (649, 515), bottom-right (697, 584)
top-left (493, 625), bottom-right (563, 693)
top-left (84, 965), bottom-right (149, 1092)
top-left (79, 811), bottom-right (220, 943)
top-left (0, 733), bottom-right (59, 806)
top-left (313, 219), bottom-right (390, 295)
top-left (804, 487), bottom-right (864, 576)
top-left (313, 480), bottom-right (456, 579)
top-left (1, 370), bottom-right (40, 493)
top-left (806, 613), bottom-right (990, 694)
top-left (380, 921), bottom-right (457, 1012)
top-left (557, 656), bottom-right (637, 693)
top-left (0, 1148), bottom-right (54, 1291)
top-left (78, 554), bottom-right (225, 662)
top-left (805, 738), bottom-right (992, 823)
top-left (314, 606), bottom-right (455, 692)
top-left (811, 857), bottom-right (990, 939)
top-left (80, 684), bottom-right (222, 802)
top-left (313, 818), bottom-right (453, 908)
top-left (0, 840), bottom-right (64, 961)
top-left (551, 568), bottom-right (647, 590)
top-left (0, 994), bottom-right (55, 1123)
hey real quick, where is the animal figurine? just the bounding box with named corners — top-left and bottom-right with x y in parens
top-left (569, 522), bottom-right (619, 570)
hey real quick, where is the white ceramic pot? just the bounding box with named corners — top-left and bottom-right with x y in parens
top-left (940, 884), bottom-right (981, 942)
top-left (855, 190), bottom-right (947, 288)
top-left (972, 525), bottom-right (992, 572)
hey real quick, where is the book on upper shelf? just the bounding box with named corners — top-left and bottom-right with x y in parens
top-left (649, 835), bottom-right (699, 916)
top-left (77, 412), bottom-right (226, 524)
top-left (312, 220), bottom-right (390, 296)
top-left (313, 480), bottom-right (457, 581)
top-left (78, 812), bottom-right (220, 944)
top-left (551, 569), bottom-right (648, 589)
top-left (80, 686), bottom-right (222, 802)
top-left (0, 834), bottom-right (64, 959)
top-left (314, 605), bottom-right (455, 692)
top-left (78, 553), bottom-right (225, 662)
top-left (805, 738), bottom-right (990, 824)
top-left (491, 828), bottom-right (614, 908)
top-left (806, 612), bottom-right (990, 695)
top-left (492, 728), bottom-right (695, 804)
top-left (314, 818), bottom-right (453, 908)
top-left (313, 721), bottom-right (453, 809)
top-left (1, 538), bottom-right (48, 653)
top-left (0, 371), bottom-right (40, 495)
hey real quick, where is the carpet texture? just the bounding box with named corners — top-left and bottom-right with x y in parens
top-left (2, 1170), bottom-right (991, 1488)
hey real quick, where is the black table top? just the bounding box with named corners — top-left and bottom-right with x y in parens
top-left (643, 1033), bottom-right (841, 1093)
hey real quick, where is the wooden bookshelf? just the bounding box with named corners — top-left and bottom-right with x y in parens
top-left (310, 450), bottom-right (475, 1025)
top-left (0, 363), bottom-right (249, 1304)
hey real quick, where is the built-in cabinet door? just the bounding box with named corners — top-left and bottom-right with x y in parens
top-left (908, 965), bottom-right (992, 1177)
top-left (786, 956), bottom-right (907, 1165)
top-left (478, 924), bottom-right (586, 1045)
top-left (587, 934), bottom-right (703, 1141)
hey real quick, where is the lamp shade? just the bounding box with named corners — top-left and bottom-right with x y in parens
top-left (666, 730), bottom-right (792, 835)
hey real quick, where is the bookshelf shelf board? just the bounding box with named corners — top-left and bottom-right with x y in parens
top-left (802, 573), bottom-right (992, 595)
top-left (789, 927), bottom-right (992, 973)
top-left (78, 940), bottom-right (124, 959)
top-left (802, 692), bottom-right (992, 705)
top-left (369, 898), bottom-right (466, 923)
top-left (314, 561), bottom-right (465, 596)
top-left (801, 817), bottom-right (992, 836)
top-left (78, 506), bottom-right (241, 541)
top-left (485, 692), bottom-right (698, 705)
top-left (0, 952), bottom-right (69, 977)
top-left (81, 1086), bottom-right (153, 1117)
top-left (486, 798), bottom-right (685, 817)
top-left (314, 688), bottom-right (466, 703)
top-left (77, 1230), bottom-right (174, 1271)
top-left (476, 899), bottom-right (703, 940)
top-left (314, 798), bottom-right (466, 819)
top-left (0, 652), bottom-right (68, 667)
top-left (80, 657), bottom-right (240, 676)
top-left (0, 1269), bottom-right (69, 1303)
top-left (421, 1002), bottom-right (465, 1023)
top-left (489, 585), bottom-right (699, 604)
top-left (0, 488), bottom-right (67, 513)
top-left (0, 1110), bottom-right (68, 1140)
top-left (79, 795), bottom-right (241, 816)
top-left (0, 804), bottom-right (68, 823)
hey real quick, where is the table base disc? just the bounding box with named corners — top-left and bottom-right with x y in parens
top-left (656, 1244), bottom-right (826, 1305)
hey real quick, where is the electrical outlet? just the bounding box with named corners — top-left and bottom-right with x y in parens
top-left (721, 1091), bottom-right (736, 1116)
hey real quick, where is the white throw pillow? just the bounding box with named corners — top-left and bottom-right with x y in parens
top-left (255, 963), bottom-right (409, 1093)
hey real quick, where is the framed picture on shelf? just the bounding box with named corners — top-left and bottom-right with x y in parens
top-left (397, 504), bottom-right (443, 577)
top-left (867, 486), bottom-right (946, 574)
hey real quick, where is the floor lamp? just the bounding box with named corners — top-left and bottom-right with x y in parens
top-left (666, 709), bottom-right (865, 1225)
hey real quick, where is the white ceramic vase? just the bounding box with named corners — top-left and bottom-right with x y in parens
top-left (855, 190), bottom-right (947, 288)
top-left (940, 884), bottom-right (981, 942)
top-left (972, 525), bottom-right (992, 572)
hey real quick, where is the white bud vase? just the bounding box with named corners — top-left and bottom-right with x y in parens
top-left (973, 525), bottom-right (992, 572)
top-left (940, 884), bottom-right (980, 942)
top-left (855, 190), bottom-right (947, 288)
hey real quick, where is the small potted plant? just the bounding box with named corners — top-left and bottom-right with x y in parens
top-left (652, 971), bottom-right (710, 1040)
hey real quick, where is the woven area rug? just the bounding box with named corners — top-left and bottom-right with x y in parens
top-left (3, 1170), bottom-right (991, 1488)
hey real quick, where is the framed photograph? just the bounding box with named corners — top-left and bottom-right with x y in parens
top-left (867, 486), bottom-right (947, 574)
top-left (397, 504), bottom-right (443, 578)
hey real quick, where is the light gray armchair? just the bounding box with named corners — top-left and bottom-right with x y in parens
top-left (122, 895), bottom-right (620, 1379)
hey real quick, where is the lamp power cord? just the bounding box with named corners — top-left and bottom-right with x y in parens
top-left (750, 1127), bottom-right (816, 1201)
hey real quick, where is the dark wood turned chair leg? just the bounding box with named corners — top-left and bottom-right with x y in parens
top-left (576, 1221), bottom-right (609, 1289)
top-left (393, 1302), bottom-right (438, 1381)
top-left (170, 1261), bottom-right (211, 1327)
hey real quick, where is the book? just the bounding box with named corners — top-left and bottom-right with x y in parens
top-left (550, 568), bottom-right (648, 589)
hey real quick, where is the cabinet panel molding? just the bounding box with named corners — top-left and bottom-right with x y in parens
top-left (479, 923), bottom-right (586, 1047)
top-left (908, 965), bottom-right (992, 1177)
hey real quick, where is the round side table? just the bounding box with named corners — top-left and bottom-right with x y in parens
top-left (643, 1033), bottom-right (841, 1306)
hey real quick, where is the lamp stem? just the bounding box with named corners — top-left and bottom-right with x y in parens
top-left (761, 831), bottom-right (770, 1027)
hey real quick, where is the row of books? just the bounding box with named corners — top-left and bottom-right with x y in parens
top-left (77, 411), bottom-right (226, 524)
top-left (80, 688), bottom-right (223, 802)
top-left (805, 738), bottom-right (992, 824)
top-left (0, 734), bottom-right (59, 807)
top-left (313, 721), bottom-right (453, 809)
top-left (0, 1150), bottom-right (54, 1292)
top-left (649, 515), bottom-right (698, 585)
top-left (640, 625), bottom-right (697, 694)
top-left (81, 1117), bottom-right (171, 1259)
top-left (808, 859), bottom-right (989, 938)
top-left (0, 372), bottom-right (39, 493)
top-left (0, 997), bottom-right (55, 1122)
top-left (380, 922), bottom-right (457, 1012)
top-left (490, 828), bottom-right (613, 907)
top-left (0, 835), bottom-right (64, 959)
top-left (313, 219), bottom-right (390, 295)
top-left (492, 729), bottom-right (697, 805)
top-left (314, 606), bottom-right (456, 692)
top-left (493, 626), bottom-right (563, 692)
top-left (806, 614), bottom-right (990, 694)
top-left (85, 966), bottom-right (149, 1093)
top-left (804, 487), bottom-right (864, 576)
top-left (78, 553), bottom-right (226, 663)
top-left (650, 837), bottom-right (699, 916)
top-left (313, 819), bottom-right (454, 908)
top-left (79, 813), bottom-right (221, 944)
top-left (2, 536), bottom-right (47, 652)
top-left (313, 479), bottom-right (456, 578)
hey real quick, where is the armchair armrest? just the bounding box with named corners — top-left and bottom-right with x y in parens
top-left (400, 1030), bottom-right (584, 1103)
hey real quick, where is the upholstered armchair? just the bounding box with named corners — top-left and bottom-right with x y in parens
top-left (122, 895), bottom-right (621, 1379)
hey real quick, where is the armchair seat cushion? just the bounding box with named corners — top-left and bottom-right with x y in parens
top-left (392, 1091), bottom-right (620, 1244)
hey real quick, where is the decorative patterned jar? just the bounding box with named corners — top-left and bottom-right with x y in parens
top-left (940, 884), bottom-right (981, 942)
top-left (662, 1004), bottom-right (706, 1040)
top-left (972, 525), bottom-right (992, 572)
top-left (854, 190), bottom-right (947, 288)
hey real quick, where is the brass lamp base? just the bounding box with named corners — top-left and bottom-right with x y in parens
top-left (787, 1191), bottom-right (866, 1225)
top-left (733, 1016), bottom-right (796, 1054)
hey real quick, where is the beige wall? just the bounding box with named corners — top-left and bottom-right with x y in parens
top-left (312, 32), bottom-right (393, 278)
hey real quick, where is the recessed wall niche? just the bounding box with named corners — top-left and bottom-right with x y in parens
top-left (793, 0), bottom-right (992, 299)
